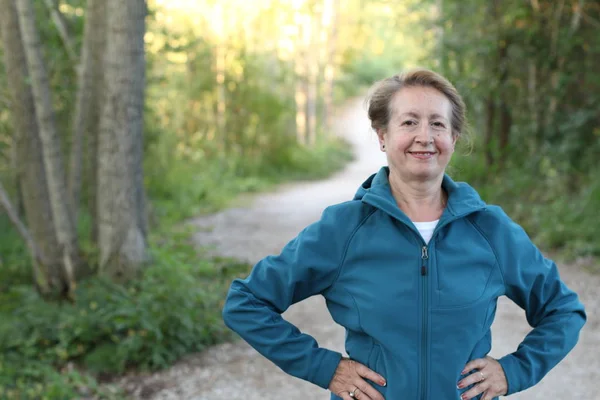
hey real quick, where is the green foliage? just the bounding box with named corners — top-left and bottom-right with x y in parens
top-left (0, 216), bottom-right (32, 289)
top-left (433, 0), bottom-right (600, 260)
top-left (450, 153), bottom-right (600, 258)
top-left (0, 224), bottom-right (251, 398)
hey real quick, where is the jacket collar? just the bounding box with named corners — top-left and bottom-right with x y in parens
top-left (355, 167), bottom-right (486, 225)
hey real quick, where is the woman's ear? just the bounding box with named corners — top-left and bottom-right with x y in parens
top-left (377, 129), bottom-right (386, 152)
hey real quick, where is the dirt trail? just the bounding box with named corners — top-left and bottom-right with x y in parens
top-left (122, 99), bottom-right (599, 399)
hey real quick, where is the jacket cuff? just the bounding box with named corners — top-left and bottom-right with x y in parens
top-left (497, 354), bottom-right (523, 395)
top-left (309, 349), bottom-right (343, 389)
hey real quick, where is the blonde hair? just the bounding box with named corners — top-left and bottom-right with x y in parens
top-left (366, 68), bottom-right (468, 141)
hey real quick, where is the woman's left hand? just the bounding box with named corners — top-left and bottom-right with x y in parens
top-left (457, 356), bottom-right (508, 400)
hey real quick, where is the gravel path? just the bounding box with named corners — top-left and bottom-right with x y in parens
top-left (121, 99), bottom-right (599, 399)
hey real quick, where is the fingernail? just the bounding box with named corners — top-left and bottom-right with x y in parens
top-left (381, 380), bottom-right (387, 386)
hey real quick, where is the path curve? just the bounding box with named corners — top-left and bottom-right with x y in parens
top-left (123, 98), bottom-right (599, 399)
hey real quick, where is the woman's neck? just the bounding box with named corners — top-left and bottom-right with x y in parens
top-left (388, 171), bottom-right (446, 222)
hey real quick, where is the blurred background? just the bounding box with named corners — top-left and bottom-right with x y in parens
top-left (0, 0), bottom-right (598, 398)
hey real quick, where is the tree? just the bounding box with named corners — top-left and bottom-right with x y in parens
top-left (97, 0), bottom-right (149, 281)
top-left (0, 0), bottom-right (62, 295)
top-left (15, 0), bottom-right (81, 296)
top-left (69, 0), bottom-right (107, 231)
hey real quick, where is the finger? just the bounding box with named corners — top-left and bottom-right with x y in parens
top-left (457, 369), bottom-right (486, 389)
top-left (355, 363), bottom-right (387, 387)
top-left (338, 392), bottom-right (354, 400)
top-left (462, 358), bottom-right (487, 374)
top-left (352, 387), bottom-right (373, 400)
top-left (460, 382), bottom-right (488, 400)
top-left (355, 380), bottom-right (384, 400)
top-left (481, 390), bottom-right (494, 400)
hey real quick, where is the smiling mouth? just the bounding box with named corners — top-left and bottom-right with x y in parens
top-left (408, 151), bottom-right (437, 158)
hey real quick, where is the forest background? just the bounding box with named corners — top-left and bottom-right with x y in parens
top-left (0, 0), bottom-right (598, 398)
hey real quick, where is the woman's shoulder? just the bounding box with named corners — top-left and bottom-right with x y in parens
top-left (320, 199), bottom-right (377, 229)
top-left (469, 204), bottom-right (533, 245)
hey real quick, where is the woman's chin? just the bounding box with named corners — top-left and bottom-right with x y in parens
top-left (405, 167), bottom-right (444, 181)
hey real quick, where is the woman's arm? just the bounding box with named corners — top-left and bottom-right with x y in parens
top-left (475, 206), bottom-right (587, 396)
top-left (222, 204), bottom-right (371, 389)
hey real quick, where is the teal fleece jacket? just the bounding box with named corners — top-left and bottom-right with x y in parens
top-left (222, 167), bottom-right (586, 399)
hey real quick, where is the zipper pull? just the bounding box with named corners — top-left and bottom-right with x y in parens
top-left (421, 246), bottom-right (428, 276)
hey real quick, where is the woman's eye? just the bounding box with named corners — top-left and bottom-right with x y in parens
top-left (402, 120), bottom-right (416, 126)
top-left (432, 121), bottom-right (445, 128)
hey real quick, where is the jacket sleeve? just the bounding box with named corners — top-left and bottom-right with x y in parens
top-left (222, 205), bottom-right (360, 389)
top-left (481, 207), bottom-right (586, 395)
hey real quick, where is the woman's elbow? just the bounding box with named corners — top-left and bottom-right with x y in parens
top-left (222, 285), bottom-right (244, 330)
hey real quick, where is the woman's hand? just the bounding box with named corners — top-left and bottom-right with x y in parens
top-left (457, 356), bottom-right (508, 400)
top-left (329, 358), bottom-right (386, 400)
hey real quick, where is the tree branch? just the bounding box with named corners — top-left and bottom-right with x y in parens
top-left (42, 0), bottom-right (78, 64)
top-left (0, 179), bottom-right (49, 293)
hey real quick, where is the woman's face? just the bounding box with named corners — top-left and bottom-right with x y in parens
top-left (377, 86), bottom-right (456, 183)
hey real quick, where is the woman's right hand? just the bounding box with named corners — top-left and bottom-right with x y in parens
top-left (329, 357), bottom-right (387, 400)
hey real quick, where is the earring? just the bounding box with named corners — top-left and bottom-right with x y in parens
top-left (382, 144), bottom-right (386, 150)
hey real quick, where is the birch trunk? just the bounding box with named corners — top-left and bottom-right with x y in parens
top-left (0, 0), bottom-right (61, 294)
top-left (97, 0), bottom-right (148, 281)
top-left (15, 0), bottom-right (80, 294)
top-left (69, 0), bottom-right (107, 225)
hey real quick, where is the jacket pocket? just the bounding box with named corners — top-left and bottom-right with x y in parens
top-left (432, 229), bottom-right (498, 308)
top-left (434, 259), bottom-right (496, 309)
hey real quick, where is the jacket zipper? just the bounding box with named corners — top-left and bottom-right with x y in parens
top-left (362, 192), bottom-right (485, 399)
top-left (421, 245), bottom-right (429, 400)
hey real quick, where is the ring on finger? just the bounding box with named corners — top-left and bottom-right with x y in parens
top-left (479, 371), bottom-right (485, 381)
top-left (349, 388), bottom-right (360, 398)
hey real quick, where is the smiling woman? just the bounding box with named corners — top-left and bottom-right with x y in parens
top-left (366, 70), bottom-right (465, 223)
top-left (378, 86), bottom-right (456, 208)
top-left (222, 68), bottom-right (586, 400)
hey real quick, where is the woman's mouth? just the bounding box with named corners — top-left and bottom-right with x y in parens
top-left (408, 151), bottom-right (436, 159)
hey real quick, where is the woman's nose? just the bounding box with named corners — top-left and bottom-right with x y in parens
top-left (415, 124), bottom-right (434, 144)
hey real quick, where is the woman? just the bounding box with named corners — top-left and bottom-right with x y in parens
top-left (222, 69), bottom-right (586, 400)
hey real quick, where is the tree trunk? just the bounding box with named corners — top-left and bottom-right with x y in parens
top-left (10, 0), bottom-right (79, 295)
top-left (497, 39), bottom-right (512, 168)
top-left (484, 95), bottom-right (496, 167)
top-left (483, 0), bottom-right (499, 168)
top-left (97, 0), bottom-right (149, 282)
top-left (70, 0), bottom-right (107, 226)
top-left (306, 14), bottom-right (318, 147)
top-left (321, 0), bottom-right (340, 130)
top-left (294, 12), bottom-right (308, 145)
top-left (214, 3), bottom-right (227, 152)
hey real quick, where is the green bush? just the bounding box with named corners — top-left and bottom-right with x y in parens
top-left (450, 152), bottom-right (600, 258)
top-left (145, 129), bottom-right (353, 224)
top-left (0, 226), bottom-right (251, 399)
